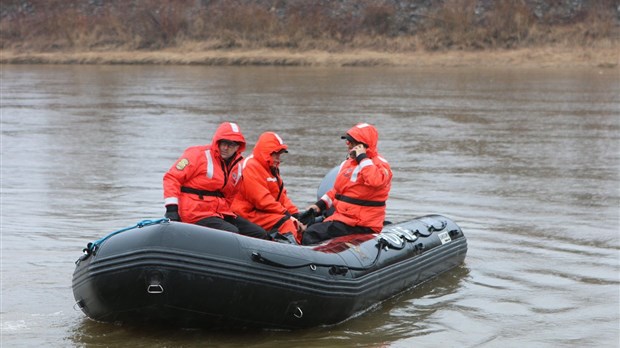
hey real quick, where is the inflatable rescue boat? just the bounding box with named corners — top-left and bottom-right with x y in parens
top-left (72, 167), bottom-right (468, 329)
top-left (72, 214), bottom-right (467, 329)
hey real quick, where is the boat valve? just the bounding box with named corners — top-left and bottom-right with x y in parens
top-left (449, 229), bottom-right (460, 238)
top-left (329, 265), bottom-right (349, 275)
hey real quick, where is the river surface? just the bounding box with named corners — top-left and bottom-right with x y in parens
top-left (1, 64), bottom-right (619, 347)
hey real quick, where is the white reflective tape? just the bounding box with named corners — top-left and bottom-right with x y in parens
top-left (229, 122), bottom-right (239, 133)
top-left (205, 150), bottom-right (214, 179)
top-left (356, 123), bottom-right (370, 129)
top-left (350, 166), bottom-right (361, 182)
top-left (237, 163), bottom-right (243, 179)
top-left (377, 156), bottom-right (388, 163)
top-left (350, 159), bottom-right (372, 182)
top-left (273, 132), bottom-right (285, 145)
top-left (359, 158), bottom-right (373, 167)
top-left (321, 194), bottom-right (333, 208)
top-left (242, 155), bottom-right (253, 169)
top-left (164, 197), bottom-right (179, 205)
top-left (267, 177), bottom-right (277, 182)
top-left (338, 160), bottom-right (347, 172)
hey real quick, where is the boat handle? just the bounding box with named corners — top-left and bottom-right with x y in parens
top-left (147, 284), bottom-right (164, 294)
top-left (73, 300), bottom-right (85, 311)
top-left (294, 307), bottom-right (303, 319)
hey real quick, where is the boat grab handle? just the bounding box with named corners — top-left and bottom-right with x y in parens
top-left (73, 300), bottom-right (85, 311)
top-left (147, 284), bottom-right (164, 294)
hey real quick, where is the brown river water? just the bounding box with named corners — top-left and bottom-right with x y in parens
top-left (1, 65), bottom-right (618, 347)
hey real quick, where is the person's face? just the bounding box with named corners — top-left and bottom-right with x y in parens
top-left (346, 139), bottom-right (361, 150)
top-left (219, 140), bottom-right (240, 160)
top-left (270, 152), bottom-right (283, 167)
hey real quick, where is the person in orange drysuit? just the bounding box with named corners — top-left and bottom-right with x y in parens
top-left (231, 132), bottom-right (303, 244)
top-left (163, 122), bottom-right (269, 239)
top-left (301, 122), bottom-right (392, 245)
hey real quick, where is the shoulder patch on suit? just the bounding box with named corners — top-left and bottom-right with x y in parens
top-left (176, 158), bottom-right (189, 170)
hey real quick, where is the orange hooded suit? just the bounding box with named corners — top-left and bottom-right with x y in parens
top-left (163, 122), bottom-right (246, 224)
top-left (319, 123), bottom-right (392, 232)
top-left (231, 132), bottom-right (301, 242)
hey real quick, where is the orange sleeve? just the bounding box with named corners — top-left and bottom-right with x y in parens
top-left (163, 149), bottom-right (199, 205)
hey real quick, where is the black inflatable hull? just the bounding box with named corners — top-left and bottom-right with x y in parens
top-left (72, 214), bottom-right (467, 329)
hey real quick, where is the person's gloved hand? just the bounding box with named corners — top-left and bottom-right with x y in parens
top-left (349, 144), bottom-right (367, 163)
top-left (298, 208), bottom-right (316, 226)
top-left (290, 216), bottom-right (306, 233)
top-left (276, 232), bottom-right (299, 245)
top-left (164, 204), bottom-right (181, 222)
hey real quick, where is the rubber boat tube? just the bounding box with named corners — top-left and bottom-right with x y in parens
top-left (72, 214), bottom-right (467, 329)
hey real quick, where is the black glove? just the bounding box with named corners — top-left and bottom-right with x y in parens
top-left (271, 232), bottom-right (299, 245)
top-left (298, 208), bottom-right (316, 226)
top-left (164, 204), bottom-right (181, 222)
top-left (349, 144), bottom-right (368, 163)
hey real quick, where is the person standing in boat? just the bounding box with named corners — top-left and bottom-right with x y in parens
top-left (163, 121), bottom-right (270, 239)
top-left (301, 122), bottom-right (392, 245)
top-left (231, 131), bottom-right (304, 244)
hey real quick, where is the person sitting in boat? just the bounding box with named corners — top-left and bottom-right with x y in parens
top-left (231, 131), bottom-right (304, 244)
top-left (301, 122), bottom-right (392, 245)
top-left (163, 122), bottom-right (270, 239)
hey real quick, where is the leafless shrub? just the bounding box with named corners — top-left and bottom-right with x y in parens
top-left (484, 0), bottom-right (537, 48)
top-left (418, 0), bottom-right (482, 50)
top-left (0, 0), bottom-right (617, 52)
top-left (362, 4), bottom-right (396, 36)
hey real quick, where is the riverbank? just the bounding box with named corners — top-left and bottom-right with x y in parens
top-left (2, 1), bottom-right (617, 69)
top-left (1, 46), bottom-right (618, 69)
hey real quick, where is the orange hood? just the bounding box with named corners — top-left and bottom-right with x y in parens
top-left (210, 122), bottom-right (246, 156)
top-left (252, 132), bottom-right (288, 168)
top-left (345, 123), bottom-right (379, 158)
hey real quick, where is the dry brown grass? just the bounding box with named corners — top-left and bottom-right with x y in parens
top-left (1, 45), bottom-right (618, 69)
top-left (0, 0), bottom-right (618, 68)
